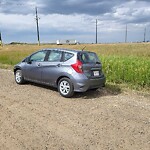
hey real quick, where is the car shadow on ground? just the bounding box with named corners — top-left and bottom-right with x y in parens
top-left (26, 82), bottom-right (58, 91)
top-left (26, 82), bottom-right (122, 99)
top-left (73, 84), bottom-right (122, 99)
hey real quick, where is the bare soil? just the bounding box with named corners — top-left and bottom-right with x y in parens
top-left (0, 69), bottom-right (150, 150)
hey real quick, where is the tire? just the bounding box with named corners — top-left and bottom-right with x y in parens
top-left (15, 70), bottom-right (25, 84)
top-left (58, 78), bottom-right (74, 98)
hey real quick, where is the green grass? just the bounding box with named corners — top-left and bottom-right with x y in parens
top-left (0, 43), bottom-right (150, 91)
top-left (101, 56), bottom-right (150, 89)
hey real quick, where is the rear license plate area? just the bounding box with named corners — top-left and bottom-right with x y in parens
top-left (93, 71), bottom-right (99, 76)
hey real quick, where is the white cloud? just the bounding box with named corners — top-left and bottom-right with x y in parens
top-left (113, 0), bottom-right (150, 23)
top-left (36, 14), bottom-right (96, 33)
top-left (0, 13), bottom-right (35, 31)
top-left (0, 0), bottom-right (150, 43)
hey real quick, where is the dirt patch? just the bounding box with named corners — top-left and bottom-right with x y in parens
top-left (0, 69), bottom-right (150, 150)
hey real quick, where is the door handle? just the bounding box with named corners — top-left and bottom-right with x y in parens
top-left (57, 64), bottom-right (61, 67)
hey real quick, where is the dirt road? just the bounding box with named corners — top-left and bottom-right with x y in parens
top-left (0, 69), bottom-right (150, 150)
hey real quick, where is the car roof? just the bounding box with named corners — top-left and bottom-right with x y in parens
top-left (41, 48), bottom-right (92, 54)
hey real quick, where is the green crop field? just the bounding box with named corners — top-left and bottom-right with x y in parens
top-left (0, 43), bottom-right (150, 91)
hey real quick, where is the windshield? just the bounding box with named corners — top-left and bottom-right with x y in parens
top-left (78, 52), bottom-right (100, 64)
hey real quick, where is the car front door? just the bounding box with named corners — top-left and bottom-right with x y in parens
top-left (24, 50), bottom-right (47, 82)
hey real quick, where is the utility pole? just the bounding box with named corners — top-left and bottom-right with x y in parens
top-left (125, 24), bottom-right (127, 43)
top-left (0, 31), bottom-right (3, 47)
top-left (144, 27), bottom-right (146, 42)
top-left (35, 7), bottom-right (40, 46)
top-left (96, 19), bottom-right (98, 44)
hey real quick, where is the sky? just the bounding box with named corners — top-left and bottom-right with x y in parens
top-left (0, 0), bottom-right (150, 44)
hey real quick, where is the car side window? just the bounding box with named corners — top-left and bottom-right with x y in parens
top-left (30, 51), bottom-right (47, 62)
top-left (81, 53), bottom-right (90, 63)
top-left (48, 50), bottom-right (62, 62)
top-left (64, 52), bottom-right (74, 61)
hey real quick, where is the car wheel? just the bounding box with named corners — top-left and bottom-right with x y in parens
top-left (15, 70), bottom-right (25, 84)
top-left (58, 78), bottom-right (74, 98)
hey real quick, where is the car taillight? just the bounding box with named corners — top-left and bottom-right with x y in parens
top-left (71, 60), bottom-right (83, 73)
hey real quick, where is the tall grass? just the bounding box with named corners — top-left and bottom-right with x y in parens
top-left (100, 56), bottom-right (150, 89)
top-left (0, 43), bottom-right (150, 90)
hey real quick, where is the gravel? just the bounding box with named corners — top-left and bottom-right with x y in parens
top-left (0, 69), bottom-right (150, 150)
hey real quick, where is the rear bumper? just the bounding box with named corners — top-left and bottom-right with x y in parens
top-left (73, 74), bottom-right (106, 92)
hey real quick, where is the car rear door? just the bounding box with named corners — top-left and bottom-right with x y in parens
top-left (40, 50), bottom-right (63, 86)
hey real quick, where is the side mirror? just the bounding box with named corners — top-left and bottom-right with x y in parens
top-left (26, 57), bottom-right (32, 64)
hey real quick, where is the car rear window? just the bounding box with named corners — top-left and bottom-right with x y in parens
top-left (78, 52), bottom-right (100, 64)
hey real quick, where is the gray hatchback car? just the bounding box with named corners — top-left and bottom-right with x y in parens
top-left (14, 48), bottom-right (106, 97)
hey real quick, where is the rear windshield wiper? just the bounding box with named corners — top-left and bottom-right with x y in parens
top-left (96, 61), bottom-right (101, 64)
